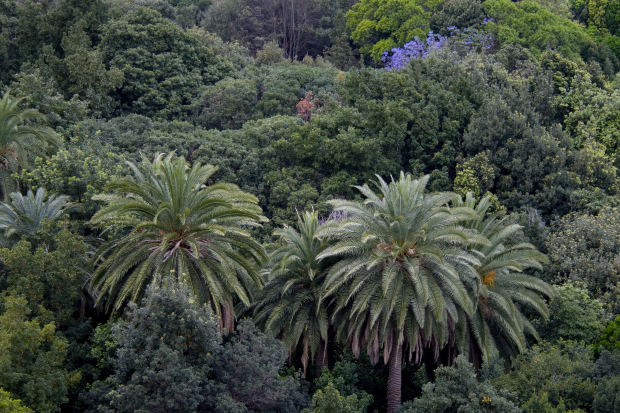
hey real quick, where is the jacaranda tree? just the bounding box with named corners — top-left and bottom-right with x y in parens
top-left (89, 153), bottom-right (266, 332)
top-left (318, 173), bottom-right (481, 413)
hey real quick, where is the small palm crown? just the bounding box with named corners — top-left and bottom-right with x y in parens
top-left (254, 210), bottom-right (333, 375)
top-left (0, 187), bottom-right (70, 243)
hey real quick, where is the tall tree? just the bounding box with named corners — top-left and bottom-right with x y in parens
top-left (318, 173), bottom-right (480, 413)
top-left (453, 193), bottom-right (553, 369)
top-left (0, 92), bottom-right (59, 199)
top-left (89, 153), bottom-right (266, 332)
top-left (253, 210), bottom-right (334, 376)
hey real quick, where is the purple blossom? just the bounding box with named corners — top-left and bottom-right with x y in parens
top-left (383, 26), bottom-right (495, 70)
top-left (384, 31), bottom-right (447, 70)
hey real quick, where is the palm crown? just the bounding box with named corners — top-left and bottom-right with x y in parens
top-left (454, 193), bottom-right (553, 365)
top-left (0, 92), bottom-right (59, 199)
top-left (253, 210), bottom-right (334, 376)
top-left (317, 173), bottom-right (482, 413)
top-left (0, 187), bottom-right (71, 245)
top-left (0, 92), bottom-right (58, 168)
top-left (90, 153), bottom-right (266, 331)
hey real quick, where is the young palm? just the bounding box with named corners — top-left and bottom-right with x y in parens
top-left (253, 211), bottom-right (334, 377)
top-left (0, 187), bottom-right (71, 245)
top-left (318, 173), bottom-right (481, 413)
top-left (0, 92), bottom-right (59, 199)
top-left (454, 194), bottom-right (553, 368)
top-left (89, 153), bottom-right (266, 332)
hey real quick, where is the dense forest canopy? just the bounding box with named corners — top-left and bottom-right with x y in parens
top-left (0, 0), bottom-right (618, 412)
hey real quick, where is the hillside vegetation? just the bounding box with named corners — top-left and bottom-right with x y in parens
top-left (0, 1), bottom-right (618, 412)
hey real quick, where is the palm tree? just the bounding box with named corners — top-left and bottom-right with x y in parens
top-left (0, 187), bottom-right (71, 246)
top-left (318, 173), bottom-right (481, 413)
top-left (453, 193), bottom-right (553, 369)
top-left (0, 92), bottom-right (59, 199)
top-left (253, 210), bottom-right (334, 377)
top-left (89, 153), bottom-right (266, 332)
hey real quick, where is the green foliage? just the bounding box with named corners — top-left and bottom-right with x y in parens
top-left (319, 173), bottom-right (481, 411)
top-left (545, 208), bottom-right (620, 313)
top-left (462, 90), bottom-right (575, 216)
top-left (203, 0), bottom-right (349, 59)
top-left (565, 86), bottom-right (620, 167)
top-left (483, 0), bottom-right (608, 65)
top-left (345, 0), bottom-right (443, 63)
top-left (214, 319), bottom-right (309, 412)
top-left (99, 7), bottom-right (233, 118)
top-left (0, 92), bottom-right (59, 197)
top-left (454, 193), bottom-right (552, 364)
top-left (62, 115), bottom-right (201, 160)
top-left (493, 340), bottom-right (597, 411)
top-left (320, 174), bottom-right (478, 365)
top-left (521, 391), bottom-right (572, 413)
top-left (0, 294), bottom-right (74, 413)
top-left (16, 147), bottom-right (127, 221)
top-left (85, 284), bottom-right (222, 413)
top-left (89, 321), bottom-right (117, 377)
top-left (597, 316), bottom-right (620, 352)
top-left (0, 389), bottom-right (32, 413)
top-left (398, 356), bottom-right (520, 413)
top-left (430, 0), bottom-right (485, 35)
top-left (41, 24), bottom-right (123, 116)
top-left (311, 356), bottom-right (374, 412)
top-left (0, 229), bottom-right (86, 326)
top-left (306, 382), bottom-right (369, 413)
top-left (453, 152), bottom-right (495, 198)
top-left (593, 374), bottom-right (620, 413)
top-left (193, 77), bottom-right (258, 129)
top-left (1, 1), bottom-right (620, 411)
top-left (86, 286), bottom-right (308, 412)
top-left (540, 282), bottom-right (604, 343)
top-left (9, 66), bottom-right (89, 129)
top-left (255, 41), bottom-right (285, 65)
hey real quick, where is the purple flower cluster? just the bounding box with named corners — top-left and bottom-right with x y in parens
top-left (447, 26), bottom-right (494, 50)
top-left (382, 24), bottom-right (495, 71)
top-left (382, 31), bottom-right (447, 71)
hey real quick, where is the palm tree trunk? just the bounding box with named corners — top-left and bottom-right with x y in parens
top-left (387, 337), bottom-right (403, 413)
top-left (423, 351), bottom-right (437, 382)
top-left (468, 329), bottom-right (482, 378)
top-left (315, 338), bottom-right (328, 377)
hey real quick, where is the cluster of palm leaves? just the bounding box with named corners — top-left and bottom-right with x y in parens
top-left (0, 187), bottom-right (71, 246)
top-left (0, 89), bottom-right (551, 412)
top-left (89, 156), bottom-right (551, 413)
top-left (89, 153), bottom-right (266, 332)
top-left (253, 174), bottom-right (552, 413)
top-left (0, 92), bottom-right (59, 199)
